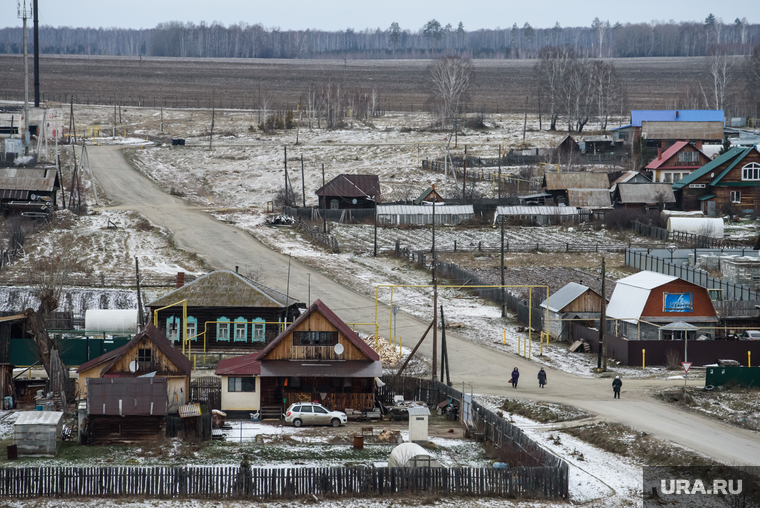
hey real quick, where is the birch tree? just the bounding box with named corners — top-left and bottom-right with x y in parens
top-left (427, 56), bottom-right (474, 123)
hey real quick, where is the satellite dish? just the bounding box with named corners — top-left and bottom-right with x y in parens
top-left (352, 198), bottom-right (357, 204)
top-left (128, 360), bottom-right (139, 373)
top-left (334, 343), bottom-right (344, 355)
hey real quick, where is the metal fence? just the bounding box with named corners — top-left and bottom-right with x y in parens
top-left (282, 206), bottom-right (375, 224)
top-left (626, 249), bottom-right (760, 301)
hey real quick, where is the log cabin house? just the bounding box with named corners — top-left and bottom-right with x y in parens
top-left (215, 299), bottom-right (381, 419)
top-left (147, 271), bottom-right (302, 353)
top-left (672, 146), bottom-right (760, 216)
top-left (315, 174), bottom-right (381, 210)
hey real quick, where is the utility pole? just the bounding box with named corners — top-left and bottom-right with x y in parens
top-left (301, 154), bottom-right (305, 207)
top-left (373, 205), bottom-right (378, 257)
top-left (501, 212), bottom-right (505, 317)
top-left (601, 257), bottom-right (607, 371)
top-left (33, 0), bottom-right (39, 107)
top-left (598, 257), bottom-right (606, 370)
top-left (284, 146), bottom-right (289, 207)
top-left (462, 145), bottom-right (467, 200)
top-left (209, 91), bottom-right (215, 150)
top-left (498, 143), bottom-right (502, 201)
top-left (432, 189), bottom-right (438, 381)
top-left (135, 257), bottom-right (145, 329)
top-left (522, 96), bottom-right (529, 144)
top-left (19, 0), bottom-right (30, 155)
top-left (322, 164), bottom-right (326, 233)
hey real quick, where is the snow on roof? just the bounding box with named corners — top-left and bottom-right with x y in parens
top-left (615, 271), bottom-right (678, 290)
top-left (540, 282), bottom-right (591, 313)
top-left (15, 411), bottom-right (64, 426)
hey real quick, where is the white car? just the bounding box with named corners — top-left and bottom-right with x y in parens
top-left (744, 330), bottom-right (760, 341)
top-left (284, 402), bottom-right (347, 427)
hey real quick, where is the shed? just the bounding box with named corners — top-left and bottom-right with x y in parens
top-left (666, 217), bottom-right (724, 239)
top-left (388, 442), bottom-right (442, 468)
top-left (408, 406), bottom-right (430, 443)
top-left (376, 204), bottom-right (474, 226)
top-left (495, 205), bottom-right (581, 226)
top-left (0, 167), bottom-right (60, 214)
top-left (14, 411), bottom-right (64, 457)
top-left (539, 282), bottom-right (605, 340)
top-left (614, 183), bottom-right (675, 209)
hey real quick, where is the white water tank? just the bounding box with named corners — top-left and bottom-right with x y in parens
top-left (667, 217), bottom-right (724, 239)
top-left (84, 309), bottom-right (139, 333)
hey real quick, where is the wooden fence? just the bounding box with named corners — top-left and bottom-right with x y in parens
top-left (297, 220), bottom-right (340, 253)
top-left (626, 249), bottom-right (760, 301)
top-left (0, 465), bottom-right (564, 499)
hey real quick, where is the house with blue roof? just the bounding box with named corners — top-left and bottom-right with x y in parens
top-left (672, 146), bottom-right (760, 216)
top-left (611, 110), bottom-right (724, 151)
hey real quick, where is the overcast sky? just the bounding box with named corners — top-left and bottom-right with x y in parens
top-left (1, 0), bottom-right (758, 30)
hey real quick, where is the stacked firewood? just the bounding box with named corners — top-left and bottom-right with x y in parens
top-left (363, 335), bottom-right (402, 366)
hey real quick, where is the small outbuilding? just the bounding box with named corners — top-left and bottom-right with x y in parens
top-left (414, 185), bottom-right (445, 205)
top-left (14, 411), bottom-right (64, 457)
top-left (388, 442), bottom-right (442, 468)
top-left (376, 204), bottom-right (474, 225)
top-left (408, 406), bottom-right (430, 444)
top-left (539, 282), bottom-right (605, 340)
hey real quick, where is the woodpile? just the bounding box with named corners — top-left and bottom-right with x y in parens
top-left (364, 335), bottom-right (402, 366)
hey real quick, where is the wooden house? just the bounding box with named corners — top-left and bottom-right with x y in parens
top-left (215, 299), bottom-right (381, 419)
top-left (612, 183), bottom-right (675, 210)
top-left (76, 323), bottom-right (192, 412)
top-left (672, 147), bottom-right (760, 216)
top-left (315, 174), bottom-right (381, 209)
top-left (539, 283), bottom-right (605, 340)
top-left (0, 167), bottom-right (60, 215)
top-left (611, 110), bottom-right (724, 149)
top-left (414, 185), bottom-right (444, 205)
top-left (147, 271), bottom-right (301, 353)
top-left (645, 141), bottom-right (711, 183)
top-left (543, 172), bottom-right (610, 206)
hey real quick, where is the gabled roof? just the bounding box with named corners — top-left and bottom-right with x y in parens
top-left (0, 167), bottom-right (60, 198)
top-left (414, 187), bottom-right (444, 205)
top-left (147, 271), bottom-right (293, 308)
top-left (631, 110), bottom-right (724, 126)
top-left (617, 183), bottom-right (676, 204)
top-left (672, 148), bottom-right (747, 189)
top-left (315, 174), bottom-right (381, 198)
top-left (615, 271), bottom-right (678, 290)
top-left (606, 271), bottom-right (678, 324)
top-left (709, 147), bottom-right (756, 186)
top-left (255, 299), bottom-right (380, 362)
top-left (567, 189), bottom-right (611, 208)
top-left (545, 172), bottom-right (609, 190)
top-left (540, 282), bottom-right (601, 313)
top-left (645, 141), bottom-right (690, 170)
top-left (77, 323), bottom-right (192, 376)
top-left (215, 354), bottom-right (261, 376)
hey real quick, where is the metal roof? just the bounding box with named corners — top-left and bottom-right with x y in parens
top-left (617, 183), bottom-right (676, 204)
top-left (645, 141), bottom-right (690, 170)
top-left (0, 167), bottom-right (59, 192)
top-left (660, 321), bottom-right (700, 330)
top-left (616, 271), bottom-right (678, 290)
top-left (496, 206), bottom-right (579, 216)
top-left (630, 110), bottom-right (725, 126)
top-left (15, 411), bottom-right (64, 426)
top-left (377, 205), bottom-right (474, 216)
top-left (672, 147), bottom-right (748, 189)
top-left (545, 172), bottom-right (609, 190)
top-left (86, 377), bottom-right (168, 416)
top-left (540, 282), bottom-right (593, 313)
top-left (215, 355), bottom-right (262, 376)
top-left (607, 271), bottom-right (678, 323)
top-left (259, 360), bottom-right (382, 378)
top-left (315, 174), bottom-right (381, 198)
top-left (407, 406), bottom-right (431, 416)
top-left (148, 270), bottom-right (293, 308)
top-left (567, 189), bottom-right (611, 207)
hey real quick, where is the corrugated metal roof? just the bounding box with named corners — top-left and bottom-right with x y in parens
top-left (567, 189), bottom-right (611, 207)
top-left (86, 377), bottom-right (168, 416)
top-left (315, 174), bottom-right (381, 198)
top-left (616, 271), bottom-right (677, 290)
top-left (672, 147), bottom-right (746, 189)
top-left (0, 167), bottom-right (59, 192)
top-left (540, 282), bottom-right (592, 313)
top-left (377, 205), bottom-right (474, 216)
top-left (259, 360), bottom-right (382, 378)
top-left (215, 355), bottom-right (262, 376)
top-left (496, 206), bottom-right (579, 216)
top-left (545, 172), bottom-right (609, 190)
top-left (407, 406), bottom-right (431, 416)
top-left (148, 271), bottom-right (292, 308)
top-left (617, 183), bottom-right (676, 204)
top-left (607, 271), bottom-right (679, 323)
top-left (641, 121), bottom-right (724, 141)
top-left (645, 141), bottom-right (690, 170)
top-left (631, 110), bottom-right (725, 126)
top-left (15, 411), bottom-right (64, 425)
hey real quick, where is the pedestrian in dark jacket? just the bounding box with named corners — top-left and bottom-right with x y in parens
top-left (511, 368), bottom-right (520, 388)
top-left (538, 368), bottom-right (547, 388)
top-left (612, 376), bottom-right (622, 398)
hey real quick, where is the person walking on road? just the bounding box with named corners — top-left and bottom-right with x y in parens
top-left (612, 375), bottom-right (622, 399)
top-left (538, 368), bottom-right (547, 388)
top-left (511, 368), bottom-right (520, 388)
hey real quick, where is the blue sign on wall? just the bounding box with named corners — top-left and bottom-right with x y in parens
top-left (663, 292), bottom-right (693, 312)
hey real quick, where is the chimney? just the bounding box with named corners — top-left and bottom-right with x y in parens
top-left (675, 110), bottom-right (679, 118)
top-left (658, 148), bottom-right (662, 160)
top-left (235, 265), bottom-right (239, 274)
top-left (176, 272), bottom-right (185, 288)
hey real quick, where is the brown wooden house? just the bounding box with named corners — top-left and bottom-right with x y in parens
top-left (673, 147), bottom-right (760, 216)
top-left (147, 271), bottom-right (301, 353)
top-left (215, 299), bottom-right (381, 419)
top-left (315, 174), bottom-right (381, 209)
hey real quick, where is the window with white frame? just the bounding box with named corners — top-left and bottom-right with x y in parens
top-left (234, 318), bottom-right (247, 342)
top-left (741, 162), bottom-right (760, 181)
top-left (677, 151), bottom-right (699, 163)
top-left (217, 317), bottom-right (230, 342)
top-left (253, 320), bottom-right (265, 341)
top-left (730, 191), bottom-right (741, 203)
top-left (166, 316), bottom-right (179, 341)
top-left (186, 317), bottom-right (197, 341)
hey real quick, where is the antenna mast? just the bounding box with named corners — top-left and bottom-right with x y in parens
top-left (18, 0), bottom-right (32, 155)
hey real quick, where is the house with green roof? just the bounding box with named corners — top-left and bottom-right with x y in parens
top-left (147, 271), bottom-right (302, 353)
top-left (672, 147), bottom-right (760, 216)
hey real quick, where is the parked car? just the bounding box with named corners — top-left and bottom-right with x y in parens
top-left (284, 402), bottom-right (347, 427)
top-left (743, 330), bottom-right (760, 340)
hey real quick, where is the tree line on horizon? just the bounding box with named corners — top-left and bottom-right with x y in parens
top-left (0, 15), bottom-right (757, 59)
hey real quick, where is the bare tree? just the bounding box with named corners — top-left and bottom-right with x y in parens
top-left (745, 45), bottom-right (760, 105)
top-left (535, 46), bottom-right (573, 130)
top-left (562, 59), bottom-right (594, 132)
top-left (427, 56), bottom-right (474, 124)
top-left (591, 18), bottom-right (609, 58)
top-left (590, 60), bottom-right (624, 130)
top-left (701, 50), bottom-right (734, 110)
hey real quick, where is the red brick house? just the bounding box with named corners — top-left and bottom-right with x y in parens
top-left (673, 147), bottom-right (760, 216)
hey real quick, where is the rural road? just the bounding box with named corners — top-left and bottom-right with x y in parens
top-left (88, 144), bottom-right (760, 466)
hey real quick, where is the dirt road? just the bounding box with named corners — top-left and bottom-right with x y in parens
top-left (89, 144), bottom-right (760, 466)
